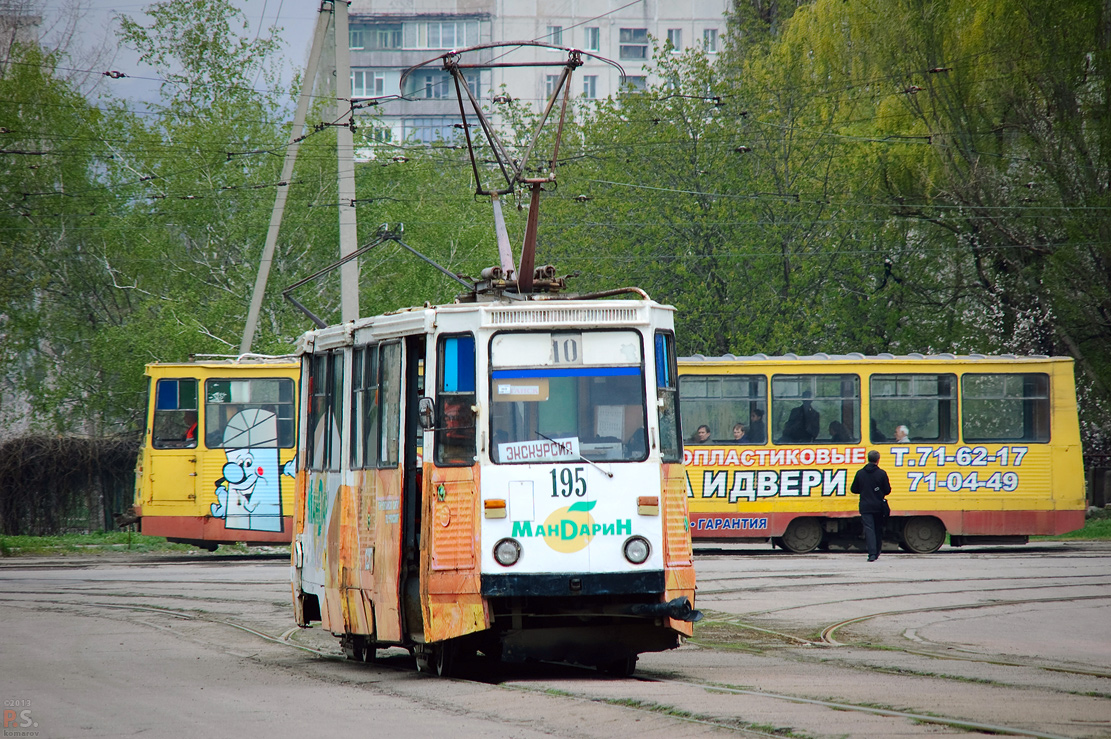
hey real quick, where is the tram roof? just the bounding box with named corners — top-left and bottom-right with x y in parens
top-left (145, 354), bottom-right (298, 370)
top-left (681, 352), bottom-right (1071, 364)
top-left (298, 296), bottom-right (673, 352)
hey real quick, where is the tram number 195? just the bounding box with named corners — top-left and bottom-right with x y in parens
top-left (551, 467), bottom-right (587, 497)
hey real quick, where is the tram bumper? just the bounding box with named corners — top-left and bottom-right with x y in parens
top-left (628, 596), bottom-right (703, 623)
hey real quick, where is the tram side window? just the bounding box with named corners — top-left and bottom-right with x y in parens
top-left (152, 378), bottom-right (198, 449)
top-left (435, 334), bottom-right (477, 466)
top-left (962, 373), bottom-right (1050, 443)
top-left (204, 378), bottom-right (296, 449)
top-left (654, 332), bottom-right (681, 461)
top-left (869, 374), bottom-right (956, 443)
top-left (379, 342), bottom-right (402, 467)
top-left (678, 373), bottom-right (767, 444)
top-left (772, 374), bottom-right (860, 444)
top-left (306, 352), bottom-right (341, 471)
top-left (351, 345), bottom-right (380, 469)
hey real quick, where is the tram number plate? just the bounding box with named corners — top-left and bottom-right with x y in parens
top-left (551, 467), bottom-right (587, 497)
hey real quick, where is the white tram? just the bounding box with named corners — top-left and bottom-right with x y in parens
top-left (290, 293), bottom-right (699, 675)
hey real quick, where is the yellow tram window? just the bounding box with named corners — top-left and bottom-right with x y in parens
top-left (679, 373), bottom-right (767, 445)
top-left (869, 374), bottom-right (957, 443)
top-left (772, 374), bottom-right (860, 445)
top-left (204, 378), bottom-right (296, 449)
top-left (152, 378), bottom-right (198, 449)
top-left (962, 373), bottom-right (1051, 443)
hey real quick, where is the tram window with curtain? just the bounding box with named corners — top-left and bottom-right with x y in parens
top-left (962, 373), bottom-right (1051, 442)
top-left (869, 374), bottom-right (956, 443)
top-left (351, 345), bottom-right (381, 469)
top-left (654, 332), bottom-right (681, 461)
top-left (772, 374), bottom-right (860, 444)
top-left (152, 378), bottom-right (198, 449)
top-left (435, 334), bottom-right (477, 466)
top-left (678, 374), bottom-right (767, 445)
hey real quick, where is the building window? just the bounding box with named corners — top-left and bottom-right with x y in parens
top-left (371, 23), bottom-right (402, 49)
top-left (403, 20), bottom-right (478, 49)
top-left (584, 26), bottom-right (600, 52)
top-left (349, 27), bottom-right (365, 50)
top-left (667, 28), bottom-right (682, 51)
top-left (619, 28), bottom-right (648, 60)
top-left (625, 75), bottom-right (647, 92)
top-left (351, 70), bottom-right (386, 98)
top-left (424, 73), bottom-right (451, 99)
top-left (404, 117), bottom-right (455, 143)
top-left (546, 25), bottom-right (563, 46)
top-left (545, 74), bottom-right (560, 98)
top-left (583, 75), bottom-right (597, 99)
top-left (703, 28), bottom-right (719, 53)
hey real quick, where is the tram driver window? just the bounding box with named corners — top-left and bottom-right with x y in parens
top-left (489, 330), bottom-right (648, 463)
top-left (962, 373), bottom-right (1050, 443)
top-left (870, 374), bottom-right (957, 443)
top-left (152, 378), bottom-right (198, 449)
top-left (435, 334), bottom-right (477, 466)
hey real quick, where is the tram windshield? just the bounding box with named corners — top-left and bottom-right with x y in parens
top-left (489, 330), bottom-right (648, 463)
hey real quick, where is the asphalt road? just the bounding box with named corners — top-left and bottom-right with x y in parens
top-left (1, 541), bottom-right (1109, 739)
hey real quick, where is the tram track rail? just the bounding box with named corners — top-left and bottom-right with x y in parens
top-left (0, 589), bottom-right (1099, 739)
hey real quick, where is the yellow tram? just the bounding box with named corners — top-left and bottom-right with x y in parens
top-left (130, 357), bottom-right (298, 548)
top-left (678, 353), bottom-right (1086, 553)
top-left (291, 296), bottom-right (700, 675)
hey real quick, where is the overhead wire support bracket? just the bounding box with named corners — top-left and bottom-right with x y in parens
top-left (401, 42), bottom-right (624, 295)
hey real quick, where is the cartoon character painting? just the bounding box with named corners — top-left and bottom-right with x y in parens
top-left (210, 408), bottom-right (295, 531)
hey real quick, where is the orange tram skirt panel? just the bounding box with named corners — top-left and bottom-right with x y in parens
top-left (138, 513), bottom-right (293, 544)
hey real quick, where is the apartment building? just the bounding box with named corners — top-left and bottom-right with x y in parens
top-left (347, 0), bottom-right (730, 143)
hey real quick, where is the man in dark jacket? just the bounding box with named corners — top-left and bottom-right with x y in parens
top-left (850, 450), bottom-right (891, 561)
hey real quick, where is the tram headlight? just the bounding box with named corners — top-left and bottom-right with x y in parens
top-left (623, 536), bottom-right (651, 565)
top-left (493, 538), bottom-right (522, 567)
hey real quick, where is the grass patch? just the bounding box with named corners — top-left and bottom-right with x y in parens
top-left (1034, 507), bottom-right (1111, 541)
top-left (0, 531), bottom-right (284, 556)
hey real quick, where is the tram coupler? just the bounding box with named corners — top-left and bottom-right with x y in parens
top-left (629, 596), bottom-right (703, 623)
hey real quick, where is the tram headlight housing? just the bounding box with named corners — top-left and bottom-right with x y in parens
top-left (493, 538), bottom-right (522, 567)
top-left (623, 536), bottom-right (651, 565)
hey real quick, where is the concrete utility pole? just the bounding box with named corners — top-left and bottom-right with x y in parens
top-left (240, 0), bottom-right (359, 353)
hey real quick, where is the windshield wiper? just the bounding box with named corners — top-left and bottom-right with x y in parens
top-left (536, 432), bottom-right (614, 479)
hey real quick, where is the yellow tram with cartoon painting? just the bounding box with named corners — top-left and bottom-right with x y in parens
top-left (130, 357), bottom-right (298, 549)
top-left (678, 353), bottom-right (1086, 553)
top-left (290, 296), bottom-right (700, 675)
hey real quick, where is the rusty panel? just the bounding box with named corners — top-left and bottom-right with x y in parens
top-left (661, 463), bottom-right (693, 566)
top-left (429, 468), bottom-right (478, 572)
top-left (423, 464), bottom-right (486, 643)
top-left (360, 467), bottom-right (403, 643)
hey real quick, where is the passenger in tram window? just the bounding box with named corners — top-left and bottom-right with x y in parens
top-left (894, 424), bottom-right (910, 443)
top-left (747, 408), bottom-right (766, 444)
top-left (689, 424), bottom-right (711, 444)
top-left (870, 418), bottom-right (887, 443)
top-left (781, 390), bottom-right (819, 443)
top-left (732, 423), bottom-right (746, 443)
top-left (828, 420), bottom-right (851, 443)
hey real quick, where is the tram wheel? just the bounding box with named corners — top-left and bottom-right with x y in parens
top-left (433, 640), bottom-right (457, 678)
top-left (900, 516), bottom-right (946, 553)
top-left (780, 518), bottom-right (823, 553)
top-left (599, 655), bottom-right (638, 677)
top-left (342, 635), bottom-right (366, 661)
